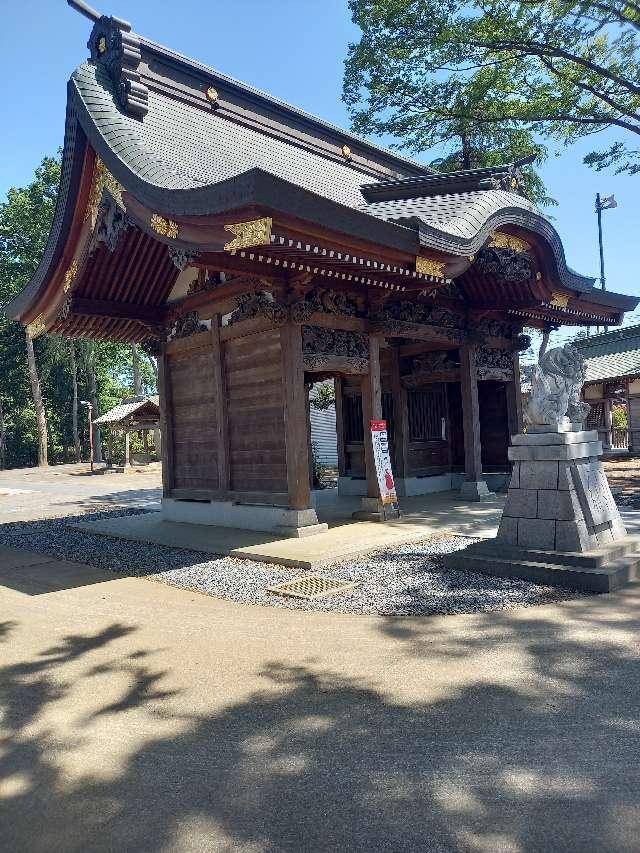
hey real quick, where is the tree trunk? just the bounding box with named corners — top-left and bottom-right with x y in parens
top-left (25, 330), bottom-right (48, 467)
top-left (84, 341), bottom-right (103, 463)
top-left (145, 353), bottom-right (158, 386)
top-left (132, 343), bottom-right (143, 396)
top-left (0, 396), bottom-right (6, 470)
top-left (70, 340), bottom-right (82, 462)
top-left (460, 131), bottom-right (472, 169)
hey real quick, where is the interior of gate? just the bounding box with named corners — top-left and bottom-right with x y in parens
top-left (335, 345), bottom-right (512, 496)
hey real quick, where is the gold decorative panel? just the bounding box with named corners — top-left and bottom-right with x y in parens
top-left (150, 213), bottom-right (179, 239)
top-left (85, 157), bottom-right (123, 225)
top-left (415, 256), bottom-right (446, 278)
top-left (549, 291), bottom-right (570, 309)
top-left (223, 217), bottom-right (273, 251)
top-left (62, 259), bottom-right (78, 293)
top-left (489, 232), bottom-right (530, 253)
top-left (26, 314), bottom-right (46, 339)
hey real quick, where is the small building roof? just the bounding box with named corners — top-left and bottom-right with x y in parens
top-left (575, 326), bottom-right (640, 384)
top-left (94, 395), bottom-right (160, 426)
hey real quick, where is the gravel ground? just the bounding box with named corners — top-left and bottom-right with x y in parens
top-left (0, 508), bottom-right (582, 615)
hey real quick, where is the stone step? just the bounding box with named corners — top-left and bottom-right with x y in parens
top-left (442, 548), bottom-right (640, 593)
top-left (476, 538), bottom-right (638, 569)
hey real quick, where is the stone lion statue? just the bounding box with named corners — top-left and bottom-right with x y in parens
top-left (524, 343), bottom-right (591, 426)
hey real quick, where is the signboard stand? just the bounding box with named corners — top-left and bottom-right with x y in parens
top-left (370, 420), bottom-right (401, 520)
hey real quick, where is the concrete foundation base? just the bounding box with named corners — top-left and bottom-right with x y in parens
top-left (339, 473), bottom-right (467, 498)
top-left (162, 498), bottom-right (327, 537)
top-left (442, 538), bottom-right (640, 593)
top-left (459, 480), bottom-right (496, 501)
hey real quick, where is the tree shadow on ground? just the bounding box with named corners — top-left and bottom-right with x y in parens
top-left (2, 597), bottom-right (640, 852)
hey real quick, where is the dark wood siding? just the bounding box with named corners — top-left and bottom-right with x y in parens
top-left (224, 329), bottom-right (288, 495)
top-left (167, 341), bottom-right (219, 491)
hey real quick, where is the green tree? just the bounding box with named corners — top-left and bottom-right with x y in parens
top-left (0, 155), bottom-right (158, 469)
top-left (343, 0), bottom-right (640, 187)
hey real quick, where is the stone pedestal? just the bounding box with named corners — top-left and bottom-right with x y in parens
top-left (443, 425), bottom-right (639, 592)
top-left (460, 480), bottom-right (496, 502)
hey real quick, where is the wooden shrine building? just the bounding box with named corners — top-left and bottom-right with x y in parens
top-left (93, 395), bottom-right (161, 468)
top-left (7, 4), bottom-right (638, 535)
top-left (576, 326), bottom-right (640, 453)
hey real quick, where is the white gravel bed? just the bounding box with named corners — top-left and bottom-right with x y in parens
top-left (0, 509), bottom-right (583, 616)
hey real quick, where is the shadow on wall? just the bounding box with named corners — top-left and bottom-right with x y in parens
top-left (2, 593), bottom-right (640, 852)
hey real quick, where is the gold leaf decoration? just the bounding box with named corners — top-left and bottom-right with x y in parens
top-left (26, 314), bottom-right (46, 339)
top-left (62, 259), bottom-right (78, 293)
top-left (415, 256), bottom-right (446, 278)
top-left (150, 214), bottom-right (180, 239)
top-left (489, 232), bottom-right (530, 253)
top-left (206, 86), bottom-right (219, 104)
top-left (85, 157), bottom-right (123, 225)
top-left (223, 217), bottom-right (273, 251)
top-left (549, 291), bottom-right (570, 309)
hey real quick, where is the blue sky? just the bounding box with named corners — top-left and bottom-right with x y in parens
top-left (1, 0), bottom-right (637, 326)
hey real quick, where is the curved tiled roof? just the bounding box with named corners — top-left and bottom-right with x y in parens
top-left (576, 326), bottom-right (640, 382)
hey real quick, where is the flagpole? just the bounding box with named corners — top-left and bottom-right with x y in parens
top-left (596, 192), bottom-right (606, 291)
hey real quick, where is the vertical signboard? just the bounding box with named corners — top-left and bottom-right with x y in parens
top-left (370, 420), bottom-right (397, 506)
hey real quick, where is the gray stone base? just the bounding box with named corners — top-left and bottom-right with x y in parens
top-left (459, 480), bottom-right (496, 501)
top-left (442, 538), bottom-right (640, 593)
top-left (352, 496), bottom-right (400, 522)
top-left (162, 498), bottom-right (326, 536)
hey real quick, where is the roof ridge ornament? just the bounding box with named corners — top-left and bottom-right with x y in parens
top-left (86, 13), bottom-right (149, 118)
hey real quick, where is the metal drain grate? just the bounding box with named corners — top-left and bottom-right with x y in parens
top-left (267, 575), bottom-right (360, 600)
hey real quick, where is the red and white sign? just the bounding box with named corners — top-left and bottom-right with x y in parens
top-left (370, 420), bottom-right (397, 505)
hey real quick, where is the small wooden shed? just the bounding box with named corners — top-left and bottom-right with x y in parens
top-left (94, 396), bottom-right (161, 467)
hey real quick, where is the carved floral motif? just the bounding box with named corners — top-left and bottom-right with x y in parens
top-left (95, 194), bottom-right (129, 252)
top-left (475, 347), bottom-right (515, 381)
top-left (475, 245), bottom-right (533, 285)
top-left (403, 351), bottom-right (459, 387)
top-left (170, 311), bottom-right (208, 340)
top-left (228, 291), bottom-right (288, 326)
top-left (168, 246), bottom-right (200, 272)
top-left (290, 288), bottom-right (359, 323)
top-left (302, 326), bottom-right (369, 372)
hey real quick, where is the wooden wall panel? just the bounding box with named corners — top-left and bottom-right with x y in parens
top-left (224, 330), bottom-right (288, 495)
top-left (167, 345), bottom-right (219, 491)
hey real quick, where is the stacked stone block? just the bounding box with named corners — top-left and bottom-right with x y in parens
top-left (497, 428), bottom-right (626, 552)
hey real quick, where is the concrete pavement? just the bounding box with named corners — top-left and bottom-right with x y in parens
top-left (1, 542), bottom-right (639, 852)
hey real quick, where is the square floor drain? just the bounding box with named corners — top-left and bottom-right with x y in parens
top-left (267, 575), bottom-right (360, 600)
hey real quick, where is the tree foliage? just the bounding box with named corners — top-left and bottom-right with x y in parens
top-left (0, 156), bottom-right (156, 468)
top-left (343, 0), bottom-right (640, 190)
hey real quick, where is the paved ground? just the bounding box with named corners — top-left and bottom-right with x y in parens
top-left (1, 545), bottom-right (640, 852)
top-left (1, 463), bottom-right (640, 851)
top-left (0, 463), bottom-right (161, 521)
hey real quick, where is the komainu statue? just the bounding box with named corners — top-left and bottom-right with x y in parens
top-left (524, 343), bottom-right (591, 426)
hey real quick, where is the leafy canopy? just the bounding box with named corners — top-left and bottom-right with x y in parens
top-left (343, 0), bottom-right (640, 191)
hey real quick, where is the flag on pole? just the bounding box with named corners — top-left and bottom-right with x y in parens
top-left (598, 194), bottom-right (618, 210)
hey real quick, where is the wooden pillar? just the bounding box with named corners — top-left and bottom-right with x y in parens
top-left (157, 345), bottom-right (174, 496)
top-left (334, 377), bottom-right (347, 479)
top-left (459, 343), bottom-right (494, 500)
top-left (107, 430), bottom-right (113, 468)
top-left (210, 317), bottom-right (230, 494)
top-left (280, 323), bottom-right (312, 510)
top-left (603, 397), bottom-right (613, 450)
top-left (506, 351), bottom-right (523, 437)
top-left (124, 431), bottom-right (131, 467)
top-left (388, 344), bottom-right (408, 482)
top-left (361, 335), bottom-right (383, 503)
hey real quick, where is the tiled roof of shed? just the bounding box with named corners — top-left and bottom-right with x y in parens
top-left (94, 396), bottom-right (160, 425)
top-left (576, 325), bottom-right (640, 382)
